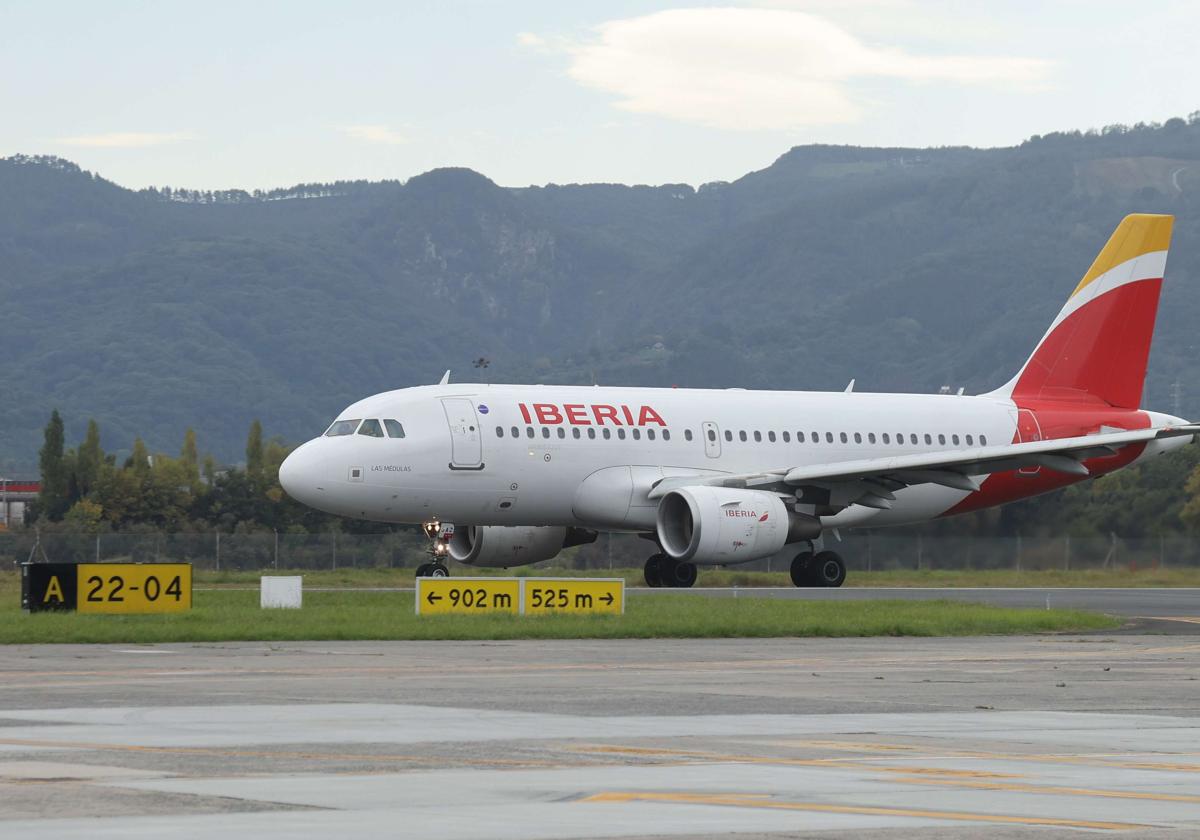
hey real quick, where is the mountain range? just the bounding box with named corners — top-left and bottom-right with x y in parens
top-left (3, 115), bottom-right (1200, 472)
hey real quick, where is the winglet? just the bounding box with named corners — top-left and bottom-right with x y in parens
top-left (844, 379), bottom-right (855, 393)
top-left (438, 370), bottom-right (451, 385)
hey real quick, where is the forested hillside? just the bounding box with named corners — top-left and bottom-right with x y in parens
top-left (4, 114), bottom-right (1200, 470)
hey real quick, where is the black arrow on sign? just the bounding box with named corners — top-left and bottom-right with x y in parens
top-left (600, 593), bottom-right (614, 605)
top-left (426, 592), bottom-right (442, 604)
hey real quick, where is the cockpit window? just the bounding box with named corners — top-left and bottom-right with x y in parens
top-left (358, 419), bottom-right (385, 438)
top-left (325, 419), bottom-right (361, 437)
top-left (383, 419), bottom-right (406, 438)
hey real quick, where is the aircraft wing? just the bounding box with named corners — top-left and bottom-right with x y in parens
top-left (647, 424), bottom-right (1200, 511)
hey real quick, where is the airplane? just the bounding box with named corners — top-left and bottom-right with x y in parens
top-left (279, 214), bottom-right (1197, 588)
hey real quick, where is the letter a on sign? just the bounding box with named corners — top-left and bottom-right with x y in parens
top-left (44, 575), bottom-right (64, 604)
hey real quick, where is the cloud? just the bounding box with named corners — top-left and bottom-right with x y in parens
top-left (55, 132), bottom-right (193, 148)
top-left (337, 125), bottom-right (406, 145)
top-left (536, 7), bottom-right (1052, 131)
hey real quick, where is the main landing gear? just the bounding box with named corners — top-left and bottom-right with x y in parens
top-left (790, 549), bottom-right (846, 587)
top-left (644, 553), bottom-right (698, 588)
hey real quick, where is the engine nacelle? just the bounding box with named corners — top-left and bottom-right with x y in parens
top-left (655, 486), bottom-right (820, 565)
top-left (447, 525), bottom-right (595, 568)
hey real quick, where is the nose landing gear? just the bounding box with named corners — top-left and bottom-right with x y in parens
top-left (417, 520), bottom-right (452, 578)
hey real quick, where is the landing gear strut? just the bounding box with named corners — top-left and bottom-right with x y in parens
top-left (644, 553), bottom-right (697, 588)
top-left (790, 549), bottom-right (845, 587)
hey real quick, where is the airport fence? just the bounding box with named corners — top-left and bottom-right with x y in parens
top-left (2, 529), bottom-right (1199, 573)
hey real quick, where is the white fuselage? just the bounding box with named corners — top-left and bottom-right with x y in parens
top-left (278, 383), bottom-right (1178, 540)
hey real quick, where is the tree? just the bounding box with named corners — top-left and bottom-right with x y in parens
top-left (181, 427), bottom-right (200, 488)
top-left (76, 419), bottom-right (103, 497)
top-left (37, 410), bottom-right (68, 520)
top-left (246, 420), bottom-right (264, 482)
top-left (129, 438), bottom-right (151, 478)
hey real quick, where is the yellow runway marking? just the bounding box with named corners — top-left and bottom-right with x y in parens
top-left (582, 791), bottom-right (1150, 831)
top-left (891, 775), bottom-right (1200, 803)
top-left (572, 743), bottom-right (1200, 775)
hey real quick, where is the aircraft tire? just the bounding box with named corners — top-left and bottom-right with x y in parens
top-left (789, 552), bottom-right (815, 587)
top-left (813, 551), bottom-right (846, 588)
top-left (644, 554), bottom-right (664, 588)
top-left (415, 563), bottom-right (432, 578)
top-left (660, 559), bottom-right (697, 588)
top-left (430, 563), bottom-right (450, 578)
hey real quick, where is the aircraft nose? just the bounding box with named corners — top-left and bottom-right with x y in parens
top-left (279, 441), bottom-right (325, 506)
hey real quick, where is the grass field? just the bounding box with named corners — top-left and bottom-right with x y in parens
top-left (0, 572), bottom-right (1119, 643)
top-left (189, 566), bottom-right (1200, 589)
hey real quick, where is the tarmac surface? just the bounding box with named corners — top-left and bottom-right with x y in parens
top-left (2, 633), bottom-right (1200, 838)
top-left (636, 586), bottom-right (1200, 619)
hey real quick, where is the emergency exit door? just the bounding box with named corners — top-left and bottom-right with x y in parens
top-left (442, 398), bottom-right (483, 469)
top-left (701, 421), bottom-right (722, 458)
top-left (1014, 408), bottom-right (1043, 475)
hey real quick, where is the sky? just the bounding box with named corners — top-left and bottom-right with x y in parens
top-left (2, 0), bottom-right (1198, 191)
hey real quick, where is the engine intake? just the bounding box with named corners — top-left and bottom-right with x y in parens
top-left (447, 525), bottom-right (595, 568)
top-left (655, 486), bottom-right (820, 564)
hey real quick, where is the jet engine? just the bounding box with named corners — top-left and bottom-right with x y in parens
top-left (447, 525), bottom-right (595, 568)
top-left (655, 486), bottom-right (821, 565)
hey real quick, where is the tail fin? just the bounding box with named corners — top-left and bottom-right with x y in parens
top-left (991, 213), bottom-right (1173, 409)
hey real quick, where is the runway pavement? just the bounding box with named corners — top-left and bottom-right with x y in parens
top-left (636, 586), bottom-right (1200, 619)
top-left (2, 634), bottom-right (1200, 838)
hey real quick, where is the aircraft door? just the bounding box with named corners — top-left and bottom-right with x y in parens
top-left (701, 421), bottom-right (722, 458)
top-left (1014, 408), bottom-right (1042, 475)
top-left (442, 398), bottom-right (484, 470)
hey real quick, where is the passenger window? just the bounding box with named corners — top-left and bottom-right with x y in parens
top-left (632, 429), bottom-right (641, 440)
top-left (868, 433), bottom-right (876, 444)
top-left (980, 434), bottom-right (988, 446)
top-left (966, 434), bottom-right (974, 446)
top-left (572, 428), bottom-right (581, 439)
top-left (798, 432), bottom-right (806, 443)
top-left (768, 431), bottom-right (776, 443)
top-left (663, 430), bottom-right (670, 441)
top-left (495, 426), bottom-right (503, 438)
top-left (952, 434), bottom-right (959, 445)
top-left (383, 419), bottom-right (406, 438)
top-left (511, 426), bottom-right (519, 438)
top-left (938, 434), bottom-right (946, 445)
top-left (725, 430), bottom-right (733, 442)
top-left (588, 428), bottom-right (596, 439)
top-left (782, 431), bottom-right (790, 443)
top-left (618, 429), bottom-right (626, 440)
top-left (882, 433), bottom-right (890, 444)
top-left (754, 431), bottom-right (762, 442)
top-left (325, 419), bottom-right (361, 437)
top-left (911, 434), bottom-right (919, 445)
top-left (853, 432), bottom-right (862, 444)
top-left (924, 434), bottom-right (932, 445)
top-left (526, 427), bottom-right (534, 438)
top-left (542, 427), bottom-right (550, 439)
top-left (647, 429), bottom-right (656, 440)
top-left (687, 430), bottom-right (696, 442)
top-left (603, 428), bottom-right (612, 440)
top-left (826, 432), bottom-right (834, 443)
top-left (357, 419), bottom-right (385, 438)
top-left (557, 427), bottom-right (566, 439)
top-left (739, 431), bottom-right (747, 442)
top-left (840, 432), bottom-right (848, 443)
